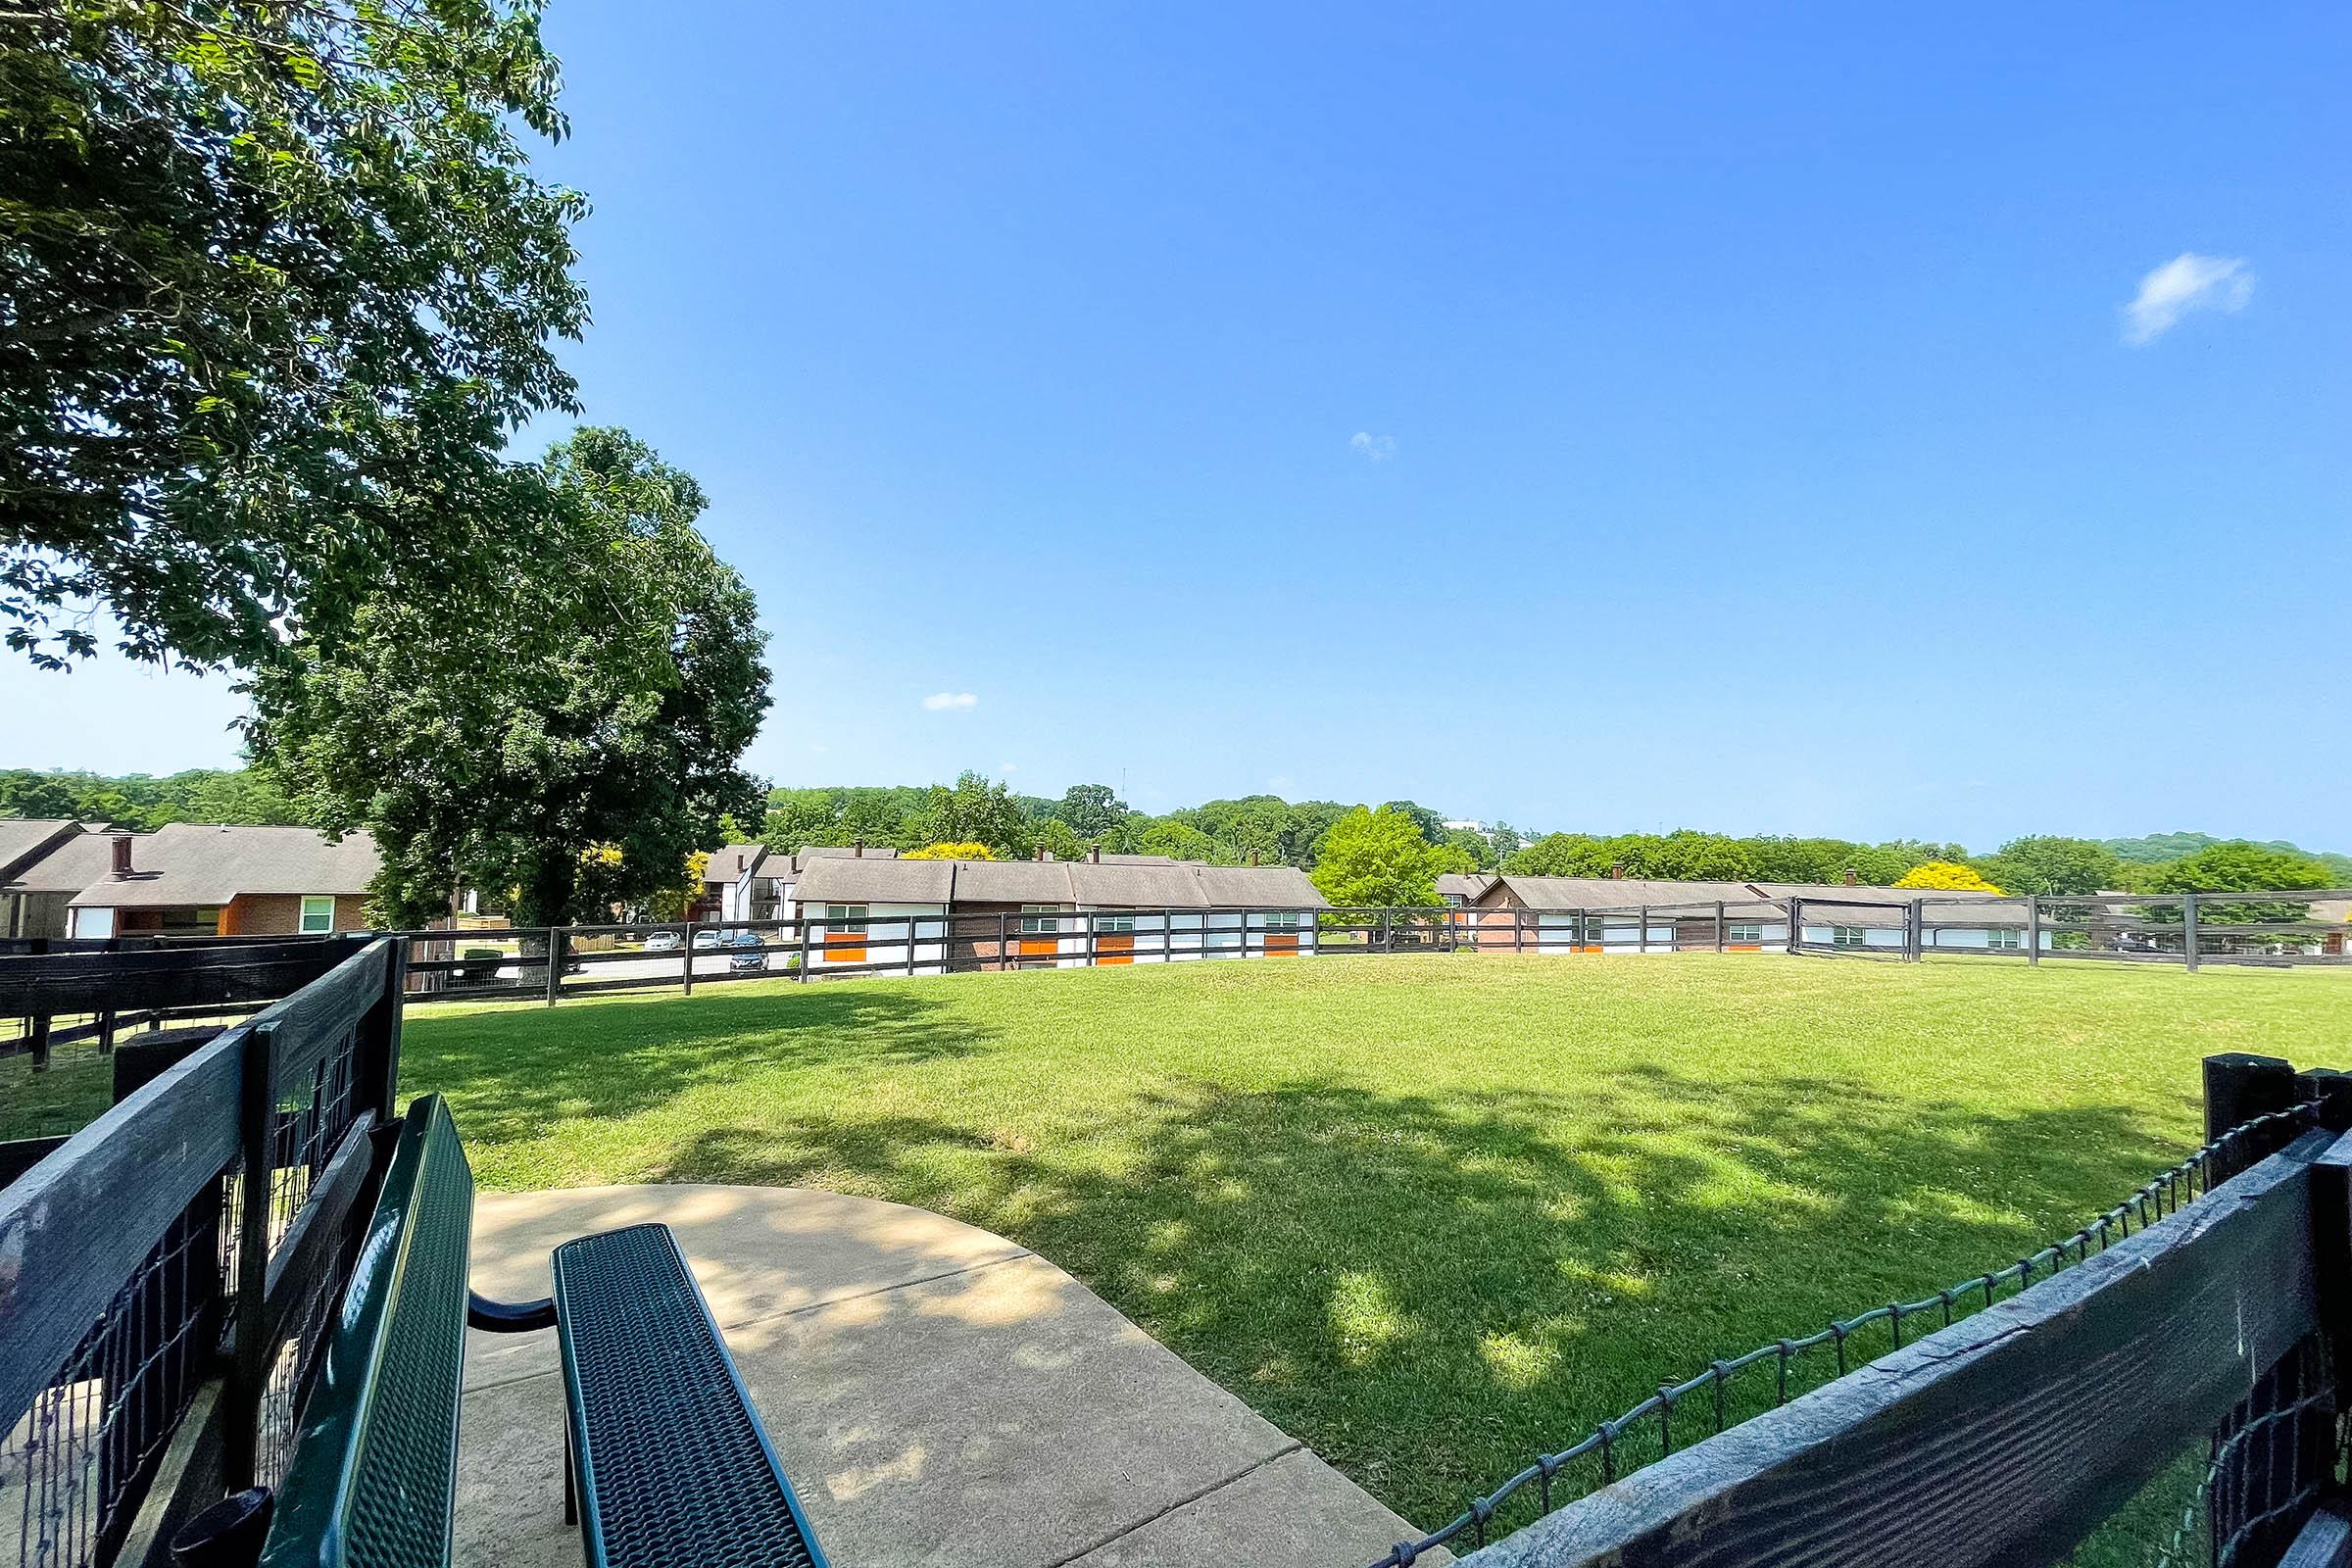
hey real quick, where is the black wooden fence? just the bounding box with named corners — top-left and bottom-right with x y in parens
top-left (378, 889), bottom-right (2352, 1009)
top-left (1376, 1054), bottom-right (2352, 1568)
top-left (0, 936), bottom-right (408, 1568)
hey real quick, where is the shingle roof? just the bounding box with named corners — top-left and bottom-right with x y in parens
top-left (4, 830), bottom-right (121, 895)
top-left (791, 856), bottom-right (1328, 910)
top-left (1487, 876), bottom-right (1778, 914)
top-left (1744, 882), bottom-right (2005, 904)
top-left (792, 857), bottom-right (956, 904)
top-left (69, 823), bottom-right (379, 908)
top-left (790, 845), bottom-right (901, 869)
top-left (1437, 873), bottom-right (1495, 900)
top-left (945, 859), bottom-right (1086, 905)
top-left (704, 843), bottom-right (769, 884)
top-left (0, 819), bottom-right (79, 879)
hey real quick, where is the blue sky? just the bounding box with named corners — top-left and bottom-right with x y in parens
top-left (13, 2), bottom-right (2348, 850)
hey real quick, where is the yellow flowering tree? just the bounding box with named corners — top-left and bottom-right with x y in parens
top-left (904, 841), bottom-right (999, 860)
top-left (1894, 860), bottom-right (2003, 893)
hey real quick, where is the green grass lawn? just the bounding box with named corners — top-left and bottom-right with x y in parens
top-left (390, 956), bottom-right (2349, 1536)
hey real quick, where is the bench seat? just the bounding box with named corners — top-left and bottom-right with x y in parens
top-left (554, 1222), bottom-right (828, 1568)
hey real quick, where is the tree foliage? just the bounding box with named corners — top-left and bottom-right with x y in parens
top-left (908, 772), bottom-right (1032, 860)
top-left (1309, 807), bottom-right (1445, 908)
top-left (2, 0), bottom-right (590, 669)
top-left (2143, 842), bottom-right (2335, 925)
top-left (1892, 860), bottom-right (2003, 892)
top-left (904, 841), bottom-right (997, 860)
top-left (1051, 783), bottom-right (1127, 838)
top-left (249, 429), bottom-right (769, 926)
top-left (1973, 836), bottom-right (2121, 897)
top-left (0, 765), bottom-right (296, 829)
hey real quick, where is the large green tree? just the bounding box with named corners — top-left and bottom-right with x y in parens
top-left (1052, 783), bottom-right (1128, 839)
top-left (909, 773), bottom-right (1031, 860)
top-left (1309, 807), bottom-right (1445, 907)
top-left (250, 429), bottom-right (769, 926)
top-left (2143, 842), bottom-right (2335, 926)
top-left (1974, 836), bottom-right (2123, 898)
top-left (2, 0), bottom-right (587, 668)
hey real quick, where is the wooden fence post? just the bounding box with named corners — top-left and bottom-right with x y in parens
top-left (1638, 906), bottom-right (1650, 954)
top-left (2184, 893), bottom-right (2202, 973)
top-left (28, 1011), bottom-right (50, 1071)
top-left (798, 916), bottom-right (811, 981)
top-left (359, 938), bottom-right (407, 1124)
top-left (682, 919), bottom-right (696, 995)
top-left (907, 916), bottom-right (919, 977)
top-left (2202, 1053), bottom-right (2296, 1143)
top-left (2027, 896), bottom-right (2041, 965)
top-left (222, 1019), bottom-right (278, 1492)
top-left (1786, 897), bottom-right (1803, 956)
top-left (543, 927), bottom-right (564, 1006)
top-left (1715, 901), bottom-right (1726, 954)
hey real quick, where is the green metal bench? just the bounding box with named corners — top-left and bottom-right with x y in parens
top-left (217, 1093), bottom-right (828, 1568)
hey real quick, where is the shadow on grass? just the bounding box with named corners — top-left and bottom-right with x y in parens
top-left (644, 1061), bottom-right (2190, 1533)
top-left (403, 986), bottom-right (996, 1147)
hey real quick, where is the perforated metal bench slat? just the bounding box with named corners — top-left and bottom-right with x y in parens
top-left (553, 1223), bottom-right (826, 1568)
top-left (262, 1095), bottom-right (475, 1568)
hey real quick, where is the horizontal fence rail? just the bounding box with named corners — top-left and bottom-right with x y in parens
top-left (372, 888), bottom-right (2352, 1007)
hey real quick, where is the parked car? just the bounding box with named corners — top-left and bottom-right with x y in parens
top-left (692, 928), bottom-right (726, 950)
top-left (726, 930), bottom-right (768, 973)
top-left (645, 929), bottom-right (681, 953)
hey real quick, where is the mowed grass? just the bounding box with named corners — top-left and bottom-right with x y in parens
top-left (397, 955), bottom-right (2352, 1534)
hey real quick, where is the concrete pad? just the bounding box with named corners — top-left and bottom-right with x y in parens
top-left (1065, 1448), bottom-right (1450, 1568)
top-left (458, 1184), bottom-right (1427, 1568)
top-left (723, 1252), bottom-right (1297, 1567)
top-left (465, 1183), bottom-right (1028, 1391)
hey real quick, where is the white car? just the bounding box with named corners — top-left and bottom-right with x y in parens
top-left (644, 929), bottom-right (682, 953)
top-left (692, 928), bottom-right (726, 950)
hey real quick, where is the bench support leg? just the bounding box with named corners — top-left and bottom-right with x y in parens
top-left (563, 1421), bottom-right (579, 1527)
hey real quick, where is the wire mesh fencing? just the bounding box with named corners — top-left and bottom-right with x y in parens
top-left (1369, 1101), bottom-right (2326, 1568)
top-left (1, 940), bottom-right (397, 1568)
top-left (0, 1181), bottom-right (227, 1568)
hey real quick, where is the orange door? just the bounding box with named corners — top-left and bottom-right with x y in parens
top-left (825, 932), bottom-right (866, 963)
top-left (1098, 933), bottom-right (1135, 965)
top-left (1263, 931), bottom-right (1298, 954)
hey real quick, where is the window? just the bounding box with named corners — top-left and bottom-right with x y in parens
top-left (1261, 910), bottom-right (1303, 930)
top-left (1986, 928), bottom-right (2023, 951)
top-left (1093, 912), bottom-right (1137, 934)
top-left (826, 904), bottom-right (868, 934)
top-left (1019, 905), bottom-right (1062, 935)
top-left (1832, 925), bottom-right (1868, 948)
top-left (299, 896), bottom-right (336, 933)
top-left (1728, 922), bottom-right (1763, 944)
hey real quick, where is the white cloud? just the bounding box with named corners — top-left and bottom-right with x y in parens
top-left (921, 691), bottom-right (979, 711)
top-left (1349, 431), bottom-right (1396, 462)
top-left (1000, 760), bottom-right (1019, 774)
top-left (2122, 253), bottom-right (2252, 345)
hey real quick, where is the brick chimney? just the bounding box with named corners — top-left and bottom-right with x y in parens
top-left (111, 833), bottom-right (133, 877)
top-left (1842, 867), bottom-right (1857, 886)
top-left (853, 839), bottom-right (863, 858)
top-left (1608, 861), bottom-right (1624, 879)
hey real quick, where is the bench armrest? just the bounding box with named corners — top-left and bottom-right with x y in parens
top-left (467, 1290), bottom-right (557, 1333)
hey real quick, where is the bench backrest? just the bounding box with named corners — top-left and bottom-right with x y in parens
top-left (261, 1097), bottom-right (474, 1568)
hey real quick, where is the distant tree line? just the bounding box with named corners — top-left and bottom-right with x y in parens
top-left (6, 766), bottom-right (2343, 913)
